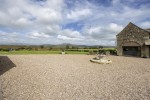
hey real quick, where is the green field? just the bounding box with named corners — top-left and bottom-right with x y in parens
top-left (0, 47), bottom-right (116, 55)
top-left (0, 50), bottom-right (89, 55)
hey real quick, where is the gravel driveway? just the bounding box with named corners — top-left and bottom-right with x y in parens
top-left (0, 55), bottom-right (150, 100)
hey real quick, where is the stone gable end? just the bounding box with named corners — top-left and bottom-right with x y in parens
top-left (116, 22), bottom-right (150, 57)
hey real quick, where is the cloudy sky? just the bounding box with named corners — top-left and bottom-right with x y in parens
top-left (0, 0), bottom-right (150, 46)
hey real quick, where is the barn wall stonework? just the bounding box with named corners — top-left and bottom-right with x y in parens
top-left (116, 22), bottom-right (150, 57)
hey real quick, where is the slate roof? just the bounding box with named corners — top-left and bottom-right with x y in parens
top-left (145, 28), bottom-right (150, 33)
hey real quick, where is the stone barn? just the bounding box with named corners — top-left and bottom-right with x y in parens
top-left (116, 22), bottom-right (150, 57)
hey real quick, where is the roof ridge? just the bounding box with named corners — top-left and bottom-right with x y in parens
top-left (117, 22), bottom-right (150, 36)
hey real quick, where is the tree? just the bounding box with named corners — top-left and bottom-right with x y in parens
top-left (72, 46), bottom-right (78, 49)
top-left (40, 45), bottom-right (44, 49)
top-left (49, 47), bottom-right (52, 51)
top-left (66, 45), bottom-right (69, 49)
top-left (99, 46), bottom-right (103, 49)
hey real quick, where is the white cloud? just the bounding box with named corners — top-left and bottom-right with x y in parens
top-left (43, 25), bottom-right (61, 36)
top-left (88, 26), bottom-right (102, 35)
top-left (0, 0), bottom-right (150, 46)
top-left (57, 35), bottom-right (71, 40)
top-left (0, 0), bottom-right (64, 29)
top-left (27, 32), bottom-right (51, 39)
top-left (0, 31), bottom-right (26, 44)
top-left (57, 29), bottom-right (84, 41)
top-left (140, 21), bottom-right (150, 28)
top-left (67, 8), bottom-right (92, 21)
top-left (36, 8), bottom-right (62, 25)
top-left (108, 23), bottom-right (123, 32)
top-left (0, 31), bottom-right (57, 45)
top-left (62, 29), bottom-right (83, 38)
top-left (12, 18), bottom-right (32, 27)
top-left (112, 0), bottom-right (120, 5)
top-left (57, 35), bottom-right (83, 41)
top-left (82, 23), bottom-right (123, 41)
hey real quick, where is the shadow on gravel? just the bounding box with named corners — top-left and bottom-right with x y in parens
top-left (0, 56), bottom-right (16, 75)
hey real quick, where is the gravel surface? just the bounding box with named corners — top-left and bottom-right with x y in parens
top-left (0, 55), bottom-right (150, 100)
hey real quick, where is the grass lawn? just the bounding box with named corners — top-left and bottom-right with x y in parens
top-left (0, 50), bottom-right (88, 55)
top-left (0, 48), bottom-right (115, 55)
top-left (66, 51), bottom-right (88, 54)
top-left (0, 50), bottom-right (60, 55)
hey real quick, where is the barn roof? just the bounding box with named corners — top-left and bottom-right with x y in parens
top-left (144, 28), bottom-right (150, 32)
top-left (117, 22), bottom-right (150, 36)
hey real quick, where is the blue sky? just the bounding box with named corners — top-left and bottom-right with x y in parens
top-left (0, 0), bottom-right (150, 45)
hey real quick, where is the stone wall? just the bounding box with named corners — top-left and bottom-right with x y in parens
top-left (116, 22), bottom-right (150, 57)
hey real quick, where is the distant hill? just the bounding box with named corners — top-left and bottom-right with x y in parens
top-left (0, 43), bottom-right (116, 49)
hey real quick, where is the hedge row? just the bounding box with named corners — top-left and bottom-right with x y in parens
top-left (66, 49), bottom-right (117, 55)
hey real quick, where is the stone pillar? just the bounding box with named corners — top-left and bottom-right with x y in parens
top-left (141, 45), bottom-right (149, 58)
top-left (145, 46), bottom-right (149, 58)
top-left (117, 45), bottom-right (123, 56)
top-left (117, 48), bottom-right (123, 56)
top-left (141, 46), bottom-right (144, 57)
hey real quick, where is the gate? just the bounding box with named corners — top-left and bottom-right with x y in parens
top-left (123, 46), bottom-right (141, 57)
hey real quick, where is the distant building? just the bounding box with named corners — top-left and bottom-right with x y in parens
top-left (116, 22), bottom-right (150, 57)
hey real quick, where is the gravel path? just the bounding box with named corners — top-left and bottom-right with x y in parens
top-left (0, 55), bottom-right (150, 100)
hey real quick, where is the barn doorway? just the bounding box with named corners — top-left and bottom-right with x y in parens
top-left (149, 46), bottom-right (150, 57)
top-left (123, 46), bottom-right (141, 57)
